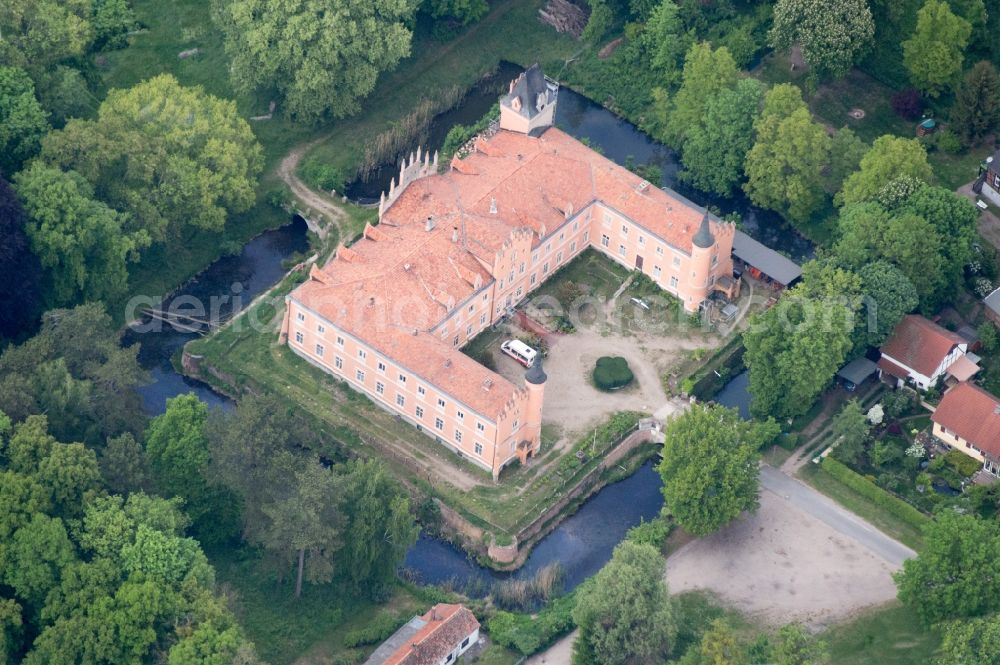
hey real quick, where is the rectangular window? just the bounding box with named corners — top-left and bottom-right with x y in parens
top-left (358, 349), bottom-right (366, 360)
top-left (356, 369), bottom-right (365, 382)
top-left (653, 266), bottom-right (661, 278)
top-left (543, 262), bottom-right (549, 274)
top-left (335, 356), bottom-right (343, 369)
top-left (455, 430), bottom-right (462, 443)
top-left (530, 273), bottom-right (537, 285)
top-left (532, 251), bottom-right (539, 264)
top-left (519, 262), bottom-right (525, 274)
top-left (570, 241), bottom-right (576, 252)
top-left (315, 344), bottom-right (324, 357)
top-left (474, 443), bottom-right (483, 456)
top-left (416, 406), bottom-right (424, 418)
top-left (573, 221), bottom-right (578, 231)
top-left (669, 276), bottom-right (679, 288)
top-left (297, 312), bottom-right (305, 322)
top-left (294, 331), bottom-right (303, 344)
top-left (603, 211), bottom-right (612, 226)
top-left (376, 381), bottom-right (384, 395)
top-left (418, 385), bottom-right (426, 397)
top-left (583, 231), bottom-right (589, 242)
top-left (336, 336), bottom-right (344, 347)
top-left (377, 361), bottom-right (386, 372)
top-left (559, 231), bottom-right (564, 241)
top-left (516, 287), bottom-right (523, 297)
top-left (621, 224), bottom-right (628, 235)
top-left (396, 394), bottom-right (405, 407)
top-left (457, 410), bottom-right (465, 420)
top-left (557, 251), bottom-right (563, 263)
top-left (638, 235), bottom-right (645, 246)
top-left (453, 335), bottom-right (459, 346)
top-left (672, 256), bottom-right (681, 268)
top-left (656, 246), bottom-right (664, 256)
top-left (398, 373), bottom-right (407, 384)
top-left (480, 314), bottom-right (487, 324)
top-left (437, 398), bottom-right (446, 408)
top-left (712, 254), bottom-right (719, 267)
top-left (317, 324), bottom-right (325, 333)
top-left (435, 417), bottom-right (444, 430)
top-left (619, 244), bottom-right (627, 257)
top-left (468, 304), bottom-right (474, 313)
top-left (467, 324), bottom-right (473, 335)
top-left (477, 422), bottom-right (485, 432)
top-left (601, 234), bottom-right (610, 247)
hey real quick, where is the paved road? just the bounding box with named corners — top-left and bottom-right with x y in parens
top-left (760, 464), bottom-right (916, 567)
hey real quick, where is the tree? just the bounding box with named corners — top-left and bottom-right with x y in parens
top-left (902, 0), bottom-right (972, 97)
top-left (743, 103), bottom-right (831, 226)
top-left (680, 78), bottom-right (763, 195)
top-left (643, 1), bottom-right (684, 80)
top-left (664, 42), bottom-right (739, 146)
top-left (36, 441), bottom-right (102, 517)
top-left (0, 176), bottom-right (42, 341)
top-left (40, 74), bottom-right (263, 243)
top-left (829, 401), bottom-right (869, 466)
top-left (0, 0), bottom-right (93, 69)
top-left (938, 613), bottom-right (1000, 665)
top-left (693, 619), bottom-right (747, 665)
top-left (2, 513), bottom-right (76, 609)
top-left (857, 261), bottom-right (919, 348)
top-left (0, 66), bottom-right (49, 175)
top-left (951, 61), bottom-right (1000, 145)
top-left (836, 135), bottom-right (932, 207)
top-left (14, 163), bottom-right (141, 306)
top-left (582, 0), bottom-right (615, 41)
top-left (572, 541), bottom-right (675, 665)
top-left (0, 597), bottom-right (23, 663)
top-left (895, 510), bottom-right (1000, 624)
top-left (772, 623), bottom-right (828, 665)
top-left (99, 433), bottom-right (149, 495)
top-left (91, 0), bottom-right (137, 49)
top-left (744, 264), bottom-right (861, 419)
top-left (769, 0), bottom-right (875, 79)
top-left (212, 0), bottom-right (415, 122)
top-left (169, 621), bottom-right (262, 665)
top-left (145, 394), bottom-right (239, 545)
top-left (826, 128), bottom-right (868, 193)
top-left (422, 0), bottom-right (488, 25)
top-left (658, 404), bottom-right (778, 535)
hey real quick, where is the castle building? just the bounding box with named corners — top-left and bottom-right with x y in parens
top-left (280, 65), bottom-right (736, 479)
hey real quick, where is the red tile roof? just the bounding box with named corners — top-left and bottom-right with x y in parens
top-left (879, 315), bottom-right (966, 378)
top-left (877, 355), bottom-right (910, 380)
top-left (933, 383), bottom-right (1000, 455)
top-left (383, 604), bottom-right (479, 665)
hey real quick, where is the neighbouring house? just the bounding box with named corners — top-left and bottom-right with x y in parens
top-left (985, 286), bottom-right (1000, 329)
top-left (280, 65), bottom-right (739, 478)
top-left (836, 357), bottom-right (878, 392)
top-left (363, 604), bottom-right (480, 665)
top-left (974, 151), bottom-right (1000, 208)
top-left (877, 315), bottom-right (977, 391)
top-left (731, 231), bottom-right (801, 293)
top-left (932, 382), bottom-right (1000, 476)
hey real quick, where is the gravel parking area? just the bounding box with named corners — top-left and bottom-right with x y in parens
top-left (665, 489), bottom-right (902, 628)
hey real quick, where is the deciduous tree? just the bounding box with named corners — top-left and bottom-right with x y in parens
top-left (0, 66), bottom-right (49, 175)
top-left (769, 0), bottom-right (875, 79)
top-left (938, 613), bottom-right (1000, 665)
top-left (663, 42), bottom-right (739, 146)
top-left (643, 0), bottom-right (684, 80)
top-left (212, 0), bottom-right (415, 122)
top-left (658, 404), bottom-right (778, 535)
top-left (829, 400), bottom-right (869, 465)
top-left (857, 260), bottom-right (919, 348)
top-left (772, 623), bottom-right (828, 665)
top-left (572, 541), bottom-right (675, 665)
top-left (895, 510), bottom-right (1000, 623)
top-left (902, 0), bottom-right (971, 97)
top-left (836, 135), bottom-right (932, 206)
top-left (680, 78), bottom-right (763, 195)
top-left (0, 0), bottom-right (93, 69)
top-left (826, 127), bottom-right (867, 193)
top-left (423, 0), bottom-right (488, 25)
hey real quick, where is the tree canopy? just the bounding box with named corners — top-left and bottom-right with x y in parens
top-left (0, 66), bottom-right (49, 176)
top-left (0, 0), bottom-right (93, 70)
top-left (950, 60), bottom-right (1000, 145)
top-left (903, 0), bottom-right (972, 97)
top-left (662, 42), bottom-right (739, 146)
top-left (938, 613), bottom-right (1000, 665)
top-left (769, 0), bottom-right (875, 79)
top-left (572, 541), bottom-right (676, 665)
top-left (212, 0), bottom-right (416, 122)
top-left (836, 135), bottom-right (932, 207)
top-left (658, 404), bottom-right (778, 535)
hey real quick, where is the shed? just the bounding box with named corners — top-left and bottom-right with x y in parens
top-left (731, 231), bottom-right (802, 287)
top-left (836, 357), bottom-right (878, 391)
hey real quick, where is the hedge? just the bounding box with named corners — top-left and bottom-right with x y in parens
top-left (821, 457), bottom-right (930, 529)
top-left (593, 356), bottom-right (634, 391)
top-left (486, 591), bottom-right (577, 655)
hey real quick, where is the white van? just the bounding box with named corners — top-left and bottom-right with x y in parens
top-left (501, 339), bottom-right (537, 367)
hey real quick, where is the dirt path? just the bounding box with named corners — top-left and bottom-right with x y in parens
top-left (525, 629), bottom-right (577, 665)
top-left (277, 139), bottom-right (348, 238)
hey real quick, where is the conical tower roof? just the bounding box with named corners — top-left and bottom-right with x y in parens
top-left (525, 353), bottom-right (547, 385)
top-left (692, 211), bottom-right (715, 249)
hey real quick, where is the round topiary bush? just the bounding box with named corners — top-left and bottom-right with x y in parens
top-left (593, 356), bottom-right (633, 391)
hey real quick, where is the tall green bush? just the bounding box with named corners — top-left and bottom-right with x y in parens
top-left (593, 356), bottom-right (633, 391)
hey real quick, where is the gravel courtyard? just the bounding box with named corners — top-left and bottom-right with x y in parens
top-left (665, 488), bottom-right (904, 628)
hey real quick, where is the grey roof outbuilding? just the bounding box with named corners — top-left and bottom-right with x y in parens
top-left (732, 231), bottom-right (802, 286)
top-left (837, 357), bottom-right (878, 386)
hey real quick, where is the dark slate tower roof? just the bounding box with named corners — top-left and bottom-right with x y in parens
top-left (692, 211), bottom-right (715, 249)
top-left (525, 353), bottom-right (547, 385)
top-left (504, 64), bottom-right (552, 120)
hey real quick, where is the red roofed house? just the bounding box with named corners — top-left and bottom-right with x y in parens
top-left (877, 315), bottom-right (973, 391)
top-left (280, 65), bottom-right (737, 479)
top-left (364, 604), bottom-right (480, 665)
top-left (932, 382), bottom-right (1000, 476)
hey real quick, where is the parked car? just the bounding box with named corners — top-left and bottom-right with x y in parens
top-left (500, 339), bottom-right (537, 367)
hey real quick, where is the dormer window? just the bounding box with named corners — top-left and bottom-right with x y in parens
top-left (511, 96), bottom-right (522, 111)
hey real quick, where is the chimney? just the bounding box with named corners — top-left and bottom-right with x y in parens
top-left (452, 226), bottom-right (459, 243)
top-left (426, 216), bottom-right (435, 232)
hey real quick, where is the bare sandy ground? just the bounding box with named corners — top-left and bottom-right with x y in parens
top-left (665, 491), bottom-right (901, 629)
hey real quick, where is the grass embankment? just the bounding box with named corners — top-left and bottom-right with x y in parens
top-left (99, 0), bottom-right (576, 318)
top-left (824, 603), bottom-right (940, 665)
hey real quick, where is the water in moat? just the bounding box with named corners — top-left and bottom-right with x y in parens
top-left (133, 68), bottom-right (764, 591)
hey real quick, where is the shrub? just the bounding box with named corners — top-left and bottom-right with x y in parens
top-left (891, 89), bottom-right (923, 120)
top-left (821, 457), bottom-right (930, 529)
top-left (978, 322), bottom-right (1000, 353)
top-left (486, 591), bottom-right (577, 655)
top-left (301, 158), bottom-right (345, 191)
top-left (936, 130), bottom-right (962, 154)
top-left (593, 356), bottom-right (634, 391)
top-left (944, 449), bottom-right (982, 477)
top-left (625, 515), bottom-right (672, 548)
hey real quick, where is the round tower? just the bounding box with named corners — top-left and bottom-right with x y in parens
top-left (522, 354), bottom-right (547, 461)
top-left (686, 212), bottom-right (716, 311)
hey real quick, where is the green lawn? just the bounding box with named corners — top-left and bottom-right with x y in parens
top-left (824, 603), bottom-right (940, 665)
top-left (798, 464), bottom-right (925, 551)
top-left (211, 547), bottom-right (444, 665)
